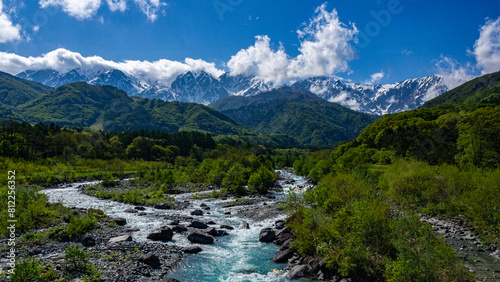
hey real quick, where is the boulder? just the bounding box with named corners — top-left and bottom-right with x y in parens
top-left (138, 253), bottom-right (160, 268)
top-left (113, 218), bottom-right (127, 226)
top-left (124, 208), bottom-right (138, 213)
top-left (81, 236), bottom-right (96, 247)
top-left (242, 223), bottom-right (250, 229)
top-left (168, 220), bottom-right (180, 226)
top-left (275, 232), bottom-right (294, 245)
top-left (182, 246), bottom-right (203, 254)
top-left (172, 225), bottom-right (188, 233)
top-left (280, 239), bottom-right (293, 251)
top-left (207, 221), bottom-right (217, 225)
top-left (154, 203), bottom-right (171, 210)
top-left (275, 220), bottom-right (285, 230)
top-left (137, 212), bottom-right (147, 216)
top-left (272, 249), bottom-right (294, 263)
top-left (286, 265), bottom-right (308, 280)
top-left (200, 203), bottom-right (211, 210)
top-left (259, 228), bottom-right (276, 242)
top-left (207, 227), bottom-right (228, 237)
top-left (134, 206), bottom-right (146, 211)
top-left (189, 221), bottom-right (208, 229)
top-left (187, 232), bottom-right (215, 244)
top-left (147, 227), bottom-right (173, 241)
top-left (109, 235), bottom-right (132, 243)
top-left (220, 225), bottom-right (234, 230)
top-left (191, 209), bottom-right (203, 216)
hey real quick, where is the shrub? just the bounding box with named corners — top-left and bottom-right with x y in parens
top-left (9, 258), bottom-right (43, 282)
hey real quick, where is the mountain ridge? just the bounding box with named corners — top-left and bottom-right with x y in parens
top-left (17, 68), bottom-right (453, 115)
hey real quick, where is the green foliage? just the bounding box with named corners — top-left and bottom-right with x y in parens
top-left (64, 244), bottom-right (89, 272)
top-left (223, 162), bottom-right (248, 195)
top-left (423, 70), bottom-right (500, 108)
top-left (65, 212), bottom-right (98, 239)
top-left (0, 185), bottom-right (72, 237)
top-left (287, 163), bottom-right (472, 280)
top-left (9, 258), bottom-right (44, 282)
top-left (248, 166), bottom-right (277, 194)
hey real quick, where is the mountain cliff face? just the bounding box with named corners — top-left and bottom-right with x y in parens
top-left (17, 68), bottom-right (450, 114)
top-left (293, 75), bottom-right (448, 115)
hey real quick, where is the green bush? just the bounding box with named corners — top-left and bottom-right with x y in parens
top-left (64, 244), bottom-right (89, 272)
top-left (9, 258), bottom-right (43, 282)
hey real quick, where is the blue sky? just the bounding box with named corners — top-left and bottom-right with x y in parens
top-left (0, 0), bottom-right (499, 85)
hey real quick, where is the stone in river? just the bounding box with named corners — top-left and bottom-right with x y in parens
top-left (189, 221), bottom-right (208, 229)
top-left (182, 246), bottom-right (203, 254)
top-left (187, 232), bottom-right (214, 244)
top-left (113, 218), bottom-right (127, 226)
top-left (190, 209), bottom-right (203, 216)
top-left (147, 226), bottom-right (174, 241)
top-left (259, 228), bottom-right (276, 242)
top-left (138, 253), bottom-right (160, 268)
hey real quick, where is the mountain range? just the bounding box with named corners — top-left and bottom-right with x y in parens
top-left (0, 72), bottom-right (376, 147)
top-left (17, 68), bottom-right (450, 115)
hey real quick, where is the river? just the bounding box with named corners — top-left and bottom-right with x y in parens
top-left (42, 170), bottom-right (313, 282)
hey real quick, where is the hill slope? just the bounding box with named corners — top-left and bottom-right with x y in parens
top-left (16, 82), bottom-right (246, 135)
top-left (210, 86), bottom-right (379, 147)
top-left (0, 71), bottom-right (52, 106)
top-left (423, 71), bottom-right (500, 108)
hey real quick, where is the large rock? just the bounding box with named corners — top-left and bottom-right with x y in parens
top-left (220, 225), bottom-right (234, 230)
top-left (207, 227), bottom-right (228, 237)
top-left (272, 249), bottom-right (295, 263)
top-left (109, 235), bottom-right (132, 243)
top-left (124, 208), bottom-right (138, 213)
top-left (154, 203), bottom-right (171, 210)
top-left (286, 265), bottom-right (308, 280)
top-left (275, 232), bottom-right (294, 245)
top-left (134, 206), bottom-right (146, 211)
top-left (182, 246), bottom-right (203, 254)
top-left (187, 232), bottom-right (215, 244)
top-left (147, 226), bottom-right (174, 241)
top-left (81, 236), bottom-right (96, 247)
top-left (275, 220), bottom-right (285, 230)
top-left (259, 228), bottom-right (276, 242)
top-left (242, 223), bottom-right (250, 229)
top-left (172, 225), bottom-right (188, 233)
top-left (281, 239), bottom-right (294, 251)
top-left (189, 221), bottom-right (208, 229)
top-left (138, 253), bottom-right (160, 268)
top-left (113, 218), bottom-right (127, 226)
top-left (191, 209), bottom-right (203, 216)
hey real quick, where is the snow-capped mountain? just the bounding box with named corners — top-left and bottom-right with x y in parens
top-left (16, 67), bottom-right (450, 114)
top-left (219, 73), bottom-right (276, 96)
top-left (293, 75), bottom-right (449, 115)
top-left (169, 71), bottom-right (229, 104)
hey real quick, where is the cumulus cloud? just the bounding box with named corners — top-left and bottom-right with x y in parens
top-left (472, 17), bottom-right (500, 75)
top-left (0, 0), bottom-right (21, 43)
top-left (39, 0), bottom-right (101, 20)
top-left (435, 56), bottom-right (476, 90)
top-left (0, 48), bottom-right (224, 86)
top-left (39, 0), bottom-right (165, 21)
top-left (227, 3), bottom-right (358, 83)
top-left (363, 71), bottom-right (384, 85)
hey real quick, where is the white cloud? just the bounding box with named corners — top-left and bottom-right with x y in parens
top-left (472, 17), bottom-right (500, 75)
top-left (39, 0), bottom-right (101, 20)
top-left (133, 0), bottom-right (165, 22)
top-left (435, 56), bottom-right (476, 90)
top-left (39, 0), bottom-right (165, 21)
top-left (0, 48), bottom-right (224, 86)
top-left (106, 0), bottom-right (127, 12)
top-left (363, 71), bottom-right (384, 85)
top-left (0, 0), bottom-right (21, 43)
top-left (227, 4), bottom-right (358, 83)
